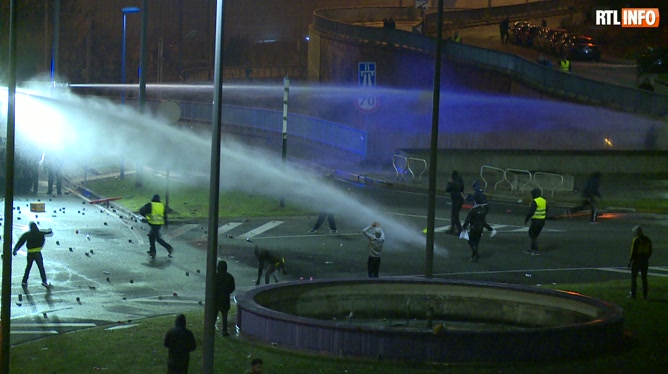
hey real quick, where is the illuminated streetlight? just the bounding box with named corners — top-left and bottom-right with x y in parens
top-left (121, 6), bottom-right (141, 104)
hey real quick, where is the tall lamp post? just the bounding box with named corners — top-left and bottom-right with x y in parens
top-left (120, 6), bottom-right (141, 180)
top-left (121, 6), bottom-right (141, 104)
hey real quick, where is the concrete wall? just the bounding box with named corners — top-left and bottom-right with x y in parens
top-left (397, 149), bottom-right (668, 175)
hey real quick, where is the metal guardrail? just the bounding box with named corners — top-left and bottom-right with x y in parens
top-left (481, 165), bottom-right (566, 196)
top-left (480, 165), bottom-right (509, 192)
top-left (393, 154), bottom-right (427, 183)
top-left (504, 168), bottom-right (534, 192)
top-left (533, 171), bottom-right (564, 197)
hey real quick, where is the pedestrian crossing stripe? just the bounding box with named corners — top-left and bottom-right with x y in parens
top-left (239, 220), bottom-right (284, 239)
top-left (197, 222), bottom-right (243, 241)
top-left (431, 224), bottom-right (563, 233)
top-left (165, 224), bottom-right (199, 240)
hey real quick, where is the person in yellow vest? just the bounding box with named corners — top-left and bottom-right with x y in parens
top-left (13, 221), bottom-right (53, 288)
top-left (452, 30), bottom-right (462, 43)
top-left (560, 56), bottom-right (571, 72)
top-left (140, 194), bottom-right (174, 259)
top-left (524, 188), bottom-right (546, 256)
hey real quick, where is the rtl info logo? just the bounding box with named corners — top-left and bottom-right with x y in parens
top-left (595, 8), bottom-right (660, 27)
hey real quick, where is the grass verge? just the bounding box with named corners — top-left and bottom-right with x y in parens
top-left (9, 278), bottom-right (668, 373)
top-left (81, 175), bottom-right (309, 220)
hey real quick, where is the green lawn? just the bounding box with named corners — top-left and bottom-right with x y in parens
top-left (81, 175), bottom-right (309, 220)
top-left (8, 278), bottom-right (668, 373)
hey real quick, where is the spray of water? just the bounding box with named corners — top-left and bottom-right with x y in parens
top-left (1, 82), bottom-right (439, 254)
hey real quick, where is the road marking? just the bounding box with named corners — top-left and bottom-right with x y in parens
top-left (256, 233), bottom-right (358, 240)
top-left (11, 330), bottom-right (59, 335)
top-left (11, 323), bottom-right (97, 328)
top-left (239, 221), bottom-right (284, 239)
top-left (105, 324), bottom-right (140, 331)
top-left (197, 222), bottom-right (242, 241)
top-left (165, 224), bottom-right (200, 240)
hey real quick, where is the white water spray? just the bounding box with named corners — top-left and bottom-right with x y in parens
top-left (1, 83), bottom-right (440, 254)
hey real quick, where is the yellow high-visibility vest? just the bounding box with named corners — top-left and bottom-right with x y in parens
top-left (560, 59), bottom-right (570, 72)
top-left (147, 202), bottom-right (165, 225)
top-left (532, 197), bottom-right (547, 220)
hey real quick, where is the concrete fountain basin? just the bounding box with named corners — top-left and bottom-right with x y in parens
top-left (236, 277), bottom-right (624, 363)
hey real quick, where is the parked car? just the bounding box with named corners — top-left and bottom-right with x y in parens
top-left (563, 35), bottom-right (601, 61)
top-left (637, 47), bottom-right (668, 75)
top-left (534, 28), bottom-right (567, 52)
top-left (507, 21), bottom-right (534, 45)
top-left (519, 25), bottom-right (543, 47)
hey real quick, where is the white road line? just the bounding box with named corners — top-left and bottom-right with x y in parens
top-left (398, 266), bottom-right (668, 279)
top-left (198, 222), bottom-right (242, 241)
top-left (105, 324), bottom-right (140, 331)
top-left (11, 323), bottom-right (97, 328)
top-left (11, 330), bottom-right (59, 335)
top-left (256, 233), bottom-right (358, 240)
top-left (165, 224), bottom-right (200, 240)
top-left (238, 221), bottom-right (284, 239)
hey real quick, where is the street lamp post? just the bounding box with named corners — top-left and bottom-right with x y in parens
top-left (121, 6), bottom-right (141, 104)
top-left (120, 6), bottom-right (141, 180)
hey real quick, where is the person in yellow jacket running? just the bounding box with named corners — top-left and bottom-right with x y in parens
top-left (140, 194), bottom-right (174, 259)
top-left (524, 188), bottom-right (546, 256)
top-left (13, 221), bottom-right (53, 288)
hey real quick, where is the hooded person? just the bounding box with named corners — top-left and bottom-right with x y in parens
top-left (164, 314), bottom-right (197, 374)
top-left (139, 194), bottom-right (174, 258)
top-left (362, 222), bottom-right (385, 277)
top-left (466, 180), bottom-right (496, 237)
top-left (445, 170), bottom-right (465, 235)
top-left (215, 260), bottom-right (236, 336)
top-left (628, 225), bottom-right (652, 299)
top-left (462, 195), bottom-right (489, 262)
top-left (524, 188), bottom-right (546, 255)
top-left (13, 221), bottom-right (53, 288)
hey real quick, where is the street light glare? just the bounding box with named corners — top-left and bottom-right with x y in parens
top-left (121, 6), bottom-right (141, 14)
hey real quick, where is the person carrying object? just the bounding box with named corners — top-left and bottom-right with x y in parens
top-left (465, 180), bottom-right (497, 237)
top-left (462, 195), bottom-right (488, 262)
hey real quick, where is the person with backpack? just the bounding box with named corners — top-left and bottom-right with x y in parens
top-left (628, 226), bottom-right (653, 299)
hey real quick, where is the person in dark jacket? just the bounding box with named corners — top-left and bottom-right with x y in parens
top-left (462, 195), bottom-right (488, 262)
top-left (628, 225), bottom-right (652, 299)
top-left (445, 170), bottom-right (465, 235)
top-left (45, 152), bottom-right (63, 195)
top-left (164, 314), bottom-right (197, 374)
top-left (13, 222), bottom-right (53, 288)
top-left (309, 211), bottom-right (337, 233)
top-left (570, 172), bottom-right (602, 223)
top-left (524, 188), bottom-right (547, 255)
top-left (499, 16), bottom-right (510, 44)
top-left (254, 245), bottom-right (286, 285)
top-left (215, 260), bottom-right (236, 336)
top-left (465, 180), bottom-right (497, 237)
top-left (139, 194), bottom-right (174, 258)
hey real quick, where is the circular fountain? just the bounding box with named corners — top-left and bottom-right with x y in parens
top-left (236, 278), bottom-right (624, 363)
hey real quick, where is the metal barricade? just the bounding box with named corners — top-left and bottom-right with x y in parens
top-left (407, 157), bottom-right (427, 183)
top-left (392, 154), bottom-right (409, 181)
top-left (533, 172), bottom-right (564, 197)
top-left (480, 165), bottom-right (508, 192)
top-left (504, 168), bottom-right (534, 192)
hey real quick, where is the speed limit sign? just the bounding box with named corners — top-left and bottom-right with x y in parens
top-left (356, 62), bottom-right (379, 112)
